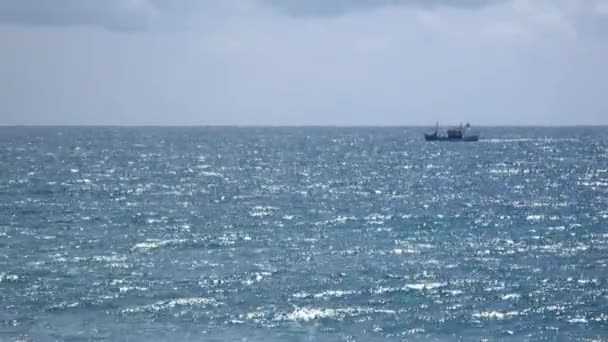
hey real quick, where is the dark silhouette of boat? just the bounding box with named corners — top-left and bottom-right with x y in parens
top-left (424, 122), bottom-right (479, 142)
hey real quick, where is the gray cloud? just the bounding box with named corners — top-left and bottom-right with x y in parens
top-left (0, 0), bottom-right (152, 31)
top-left (259, 0), bottom-right (504, 17)
top-left (0, 0), bottom-right (605, 35)
top-left (0, 0), bottom-right (206, 31)
top-left (0, 0), bottom-right (607, 125)
top-left (0, 0), bottom-right (506, 31)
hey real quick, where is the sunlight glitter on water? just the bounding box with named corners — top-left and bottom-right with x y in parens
top-left (1, 127), bottom-right (608, 341)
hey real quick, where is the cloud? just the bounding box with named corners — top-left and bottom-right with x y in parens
top-left (0, 0), bottom-right (218, 31)
top-left (0, 1), bottom-right (262, 31)
top-left (482, 0), bottom-right (579, 40)
top-left (595, 0), bottom-right (608, 16)
top-left (258, 0), bottom-right (505, 17)
top-left (0, 0), bottom-right (160, 31)
top-left (0, 0), bottom-right (607, 125)
top-left (0, 0), bottom-right (605, 37)
top-left (0, 0), bottom-right (506, 31)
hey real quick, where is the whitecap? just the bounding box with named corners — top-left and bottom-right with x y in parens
top-left (122, 297), bottom-right (219, 314)
top-left (200, 171), bottom-right (223, 177)
top-left (372, 282), bottom-right (446, 294)
top-left (242, 272), bottom-right (270, 285)
top-left (313, 290), bottom-right (357, 299)
top-left (372, 286), bottom-right (401, 295)
top-left (130, 239), bottom-right (187, 251)
top-left (249, 206), bottom-right (277, 217)
top-left (119, 286), bottom-right (149, 293)
top-left (472, 310), bottom-right (520, 320)
top-left (48, 301), bottom-right (80, 310)
top-left (277, 307), bottom-right (339, 322)
top-left (404, 328), bottom-right (426, 335)
top-left (502, 293), bottom-right (521, 300)
top-left (392, 248), bottom-right (416, 255)
top-left (405, 282), bottom-right (447, 291)
top-left (0, 273), bottom-right (19, 283)
top-left (568, 317), bottom-right (588, 323)
top-left (542, 305), bottom-right (565, 313)
top-left (292, 292), bottom-right (311, 299)
top-left (365, 213), bottom-right (391, 225)
top-left (111, 279), bottom-right (126, 285)
top-left (332, 215), bottom-right (357, 224)
top-left (527, 215), bottom-right (544, 222)
top-left (446, 289), bottom-right (464, 296)
top-left (484, 284), bottom-right (506, 292)
top-left (275, 306), bottom-right (395, 322)
top-left (93, 255), bottom-right (127, 262)
top-left (577, 278), bottom-right (597, 285)
top-left (245, 310), bottom-right (269, 321)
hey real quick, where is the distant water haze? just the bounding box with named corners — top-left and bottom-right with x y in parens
top-left (1, 0), bottom-right (607, 126)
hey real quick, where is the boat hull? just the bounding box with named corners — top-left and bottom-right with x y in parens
top-left (424, 134), bottom-right (479, 142)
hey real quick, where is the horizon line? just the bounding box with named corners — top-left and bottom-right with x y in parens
top-left (1, 124), bottom-right (608, 128)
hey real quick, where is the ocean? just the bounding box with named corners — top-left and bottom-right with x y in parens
top-left (1, 126), bottom-right (607, 341)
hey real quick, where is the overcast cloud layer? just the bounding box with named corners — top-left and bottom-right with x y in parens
top-left (1, 0), bottom-right (607, 125)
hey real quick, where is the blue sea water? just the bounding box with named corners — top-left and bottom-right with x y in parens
top-left (1, 126), bottom-right (607, 341)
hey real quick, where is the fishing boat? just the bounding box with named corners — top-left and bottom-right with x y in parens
top-left (424, 122), bottom-right (479, 142)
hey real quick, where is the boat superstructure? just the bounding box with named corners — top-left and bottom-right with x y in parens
top-left (424, 122), bottom-right (479, 142)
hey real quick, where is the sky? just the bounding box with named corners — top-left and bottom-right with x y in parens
top-left (0, 0), bottom-right (607, 126)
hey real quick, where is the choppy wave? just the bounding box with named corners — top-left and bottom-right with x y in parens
top-left (2, 127), bottom-right (607, 341)
top-left (273, 306), bottom-right (397, 322)
top-left (122, 297), bottom-right (221, 314)
top-left (131, 239), bottom-right (189, 251)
